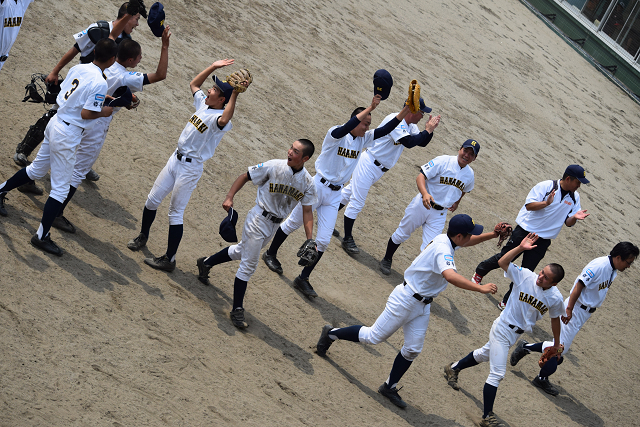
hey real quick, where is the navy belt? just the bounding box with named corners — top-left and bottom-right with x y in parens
top-left (320, 177), bottom-right (341, 191)
top-left (430, 200), bottom-right (445, 210)
top-left (509, 324), bottom-right (524, 334)
top-left (262, 210), bottom-right (283, 223)
top-left (403, 281), bottom-right (433, 304)
top-left (580, 304), bottom-right (596, 313)
top-left (374, 159), bottom-right (389, 172)
top-left (0, 55), bottom-right (8, 62)
top-left (176, 151), bottom-right (192, 163)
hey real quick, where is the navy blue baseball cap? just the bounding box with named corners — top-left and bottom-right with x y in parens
top-left (219, 208), bottom-right (239, 242)
top-left (147, 2), bottom-right (165, 37)
top-left (461, 139), bottom-right (480, 156)
top-left (212, 75), bottom-right (234, 105)
top-left (373, 69), bottom-right (393, 100)
top-left (448, 214), bottom-right (483, 236)
top-left (418, 98), bottom-right (432, 114)
top-left (564, 164), bottom-right (589, 184)
top-left (106, 85), bottom-right (133, 107)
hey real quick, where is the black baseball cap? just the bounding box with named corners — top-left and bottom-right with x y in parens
top-left (219, 208), bottom-right (239, 242)
top-left (147, 2), bottom-right (165, 37)
top-left (564, 164), bottom-right (590, 184)
top-left (448, 214), bottom-right (483, 236)
top-left (373, 69), bottom-right (393, 100)
top-left (461, 139), bottom-right (480, 156)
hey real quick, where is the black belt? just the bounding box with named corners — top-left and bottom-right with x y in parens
top-left (320, 177), bottom-right (341, 191)
top-left (374, 159), bottom-right (389, 172)
top-left (403, 281), bottom-right (433, 304)
top-left (580, 304), bottom-right (596, 313)
top-left (62, 120), bottom-right (70, 126)
top-left (509, 324), bottom-right (524, 334)
top-left (0, 55), bottom-right (8, 62)
top-left (430, 201), bottom-right (445, 211)
top-left (262, 210), bottom-right (283, 223)
top-left (176, 151), bottom-right (192, 163)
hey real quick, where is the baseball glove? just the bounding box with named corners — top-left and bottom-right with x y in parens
top-left (226, 69), bottom-right (252, 93)
top-left (126, 94), bottom-right (140, 110)
top-left (406, 79), bottom-right (420, 113)
top-left (297, 239), bottom-right (319, 267)
top-left (493, 222), bottom-right (513, 247)
top-left (538, 344), bottom-right (564, 368)
top-left (127, 0), bottom-right (148, 18)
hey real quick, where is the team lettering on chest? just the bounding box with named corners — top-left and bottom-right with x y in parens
top-left (598, 280), bottom-right (612, 291)
top-left (518, 292), bottom-right (548, 315)
top-left (269, 183), bottom-right (304, 201)
top-left (337, 147), bottom-right (360, 159)
top-left (4, 16), bottom-right (22, 27)
top-left (439, 176), bottom-right (466, 191)
top-left (189, 114), bottom-right (208, 133)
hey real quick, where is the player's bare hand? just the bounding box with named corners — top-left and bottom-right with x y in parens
top-left (222, 197), bottom-right (234, 212)
top-left (573, 209), bottom-right (589, 220)
top-left (425, 114), bottom-right (441, 133)
top-left (561, 307), bottom-right (573, 324)
top-left (481, 283), bottom-right (498, 294)
top-left (448, 200), bottom-right (459, 212)
top-left (422, 193), bottom-right (434, 209)
top-left (45, 72), bottom-right (59, 84)
top-left (370, 94), bottom-right (382, 110)
top-left (519, 233), bottom-right (538, 250)
top-left (545, 189), bottom-right (556, 206)
top-left (213, 59), bottom-right (234, 69)
top-left (161, 25), bottom-right (171, 46)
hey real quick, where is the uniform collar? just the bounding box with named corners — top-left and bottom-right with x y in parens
top-left (608, 255), bottom-right (615, 270)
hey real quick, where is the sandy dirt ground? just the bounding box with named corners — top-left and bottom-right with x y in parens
top-left (1, 0), bottom-right (639, 426)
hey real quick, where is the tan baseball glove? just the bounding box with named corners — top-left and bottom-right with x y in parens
top-left (226, 69), bottom-right (252, 93)
top-left (494, 222), bottom-right (513, 247)
top-left (406, 79), bottom-right (420, 113)
top-left (538, 344), bottom-right (564, 368)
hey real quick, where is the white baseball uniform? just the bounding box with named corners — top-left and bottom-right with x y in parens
top-left (280, 124), bottom-right (375, 252)
top-left (74, 20), bottom-right (128, 61)
top-left (228, 160), bottom-right (317, 281)
top-left (472, 263), bottom-right (564, 387)
top-left (340, 113), bottom-right (421, 219)
top-left (144, 89), bottom-right (231, 225)
top-left (71, 63), bottom-right (145, 187)
top-left (0, 0), bottom-right (33, 71)
top-left (542, 255), bottom-right (617, 354)
top-left (391, 155), bottom-right (475, 251)
top-left (358, 234), bottom-right (459, 361)
top-left (25, 62), bottom-right (107, 202)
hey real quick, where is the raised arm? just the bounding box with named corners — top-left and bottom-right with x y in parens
top-left (46, 46), bottom-right (81, 83)
top-left (190, 59), bottom-right (234, 94)
top-left (147, 26), bottom-right (171, 84)
top-left (498, 232), bottom-right (538, 272)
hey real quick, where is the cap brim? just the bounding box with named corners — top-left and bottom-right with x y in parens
top-left (471, 224), bottom-right (483, 235)
top-left (421, 107), bottom-right (432, 114)
top-left (577, 177), bottom-right (590, 184)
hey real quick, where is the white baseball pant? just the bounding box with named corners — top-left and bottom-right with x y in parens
top-left (280, 174), bottom-right (341, 252)
top-left (391, 192), bottom-right (447, 251)
top-left (145, 152), bottom-right (203, 225)
top-left (472, 318), bottom-right (520, 387)
top-left (358, 283), bottom-right (431, 361)
top-left (340, 150), bottom-right (385, 220)
top-left (26, 115), bottom-right (84, 202)
top-left (542, 297), bottom-right (590, 354)
top-left (70, 116), bottom-right (112, 188)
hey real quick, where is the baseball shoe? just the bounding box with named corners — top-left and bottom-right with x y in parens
top-left (30, 233), bottom-right (63, 256)
top-left (262, 251), bottom-right (283, 275)
top-left (443, 363), bottom-right (460, 390)
top-left (127, 233), bottom-right (148, 251)
top-left (341, 235), bottom-right (360, 254)
top-left (497, 301), bottom-right (506, 311)
top-left (230, 307), bottom-right (248, 329)
top-left (85, 169), bottom-right (100, 182)
top-left (471, 272), bottom-right (483, 284)
top-left (13, 152), bottom-right (29, 167)
top-left (144, 254), bottom-right (176, 272)
top-left (293, 275), bottom-right (318, 298)
top-left (379, 258), bottom-right (392, 275)
top-left (532, 376), bottom-right (559, 396)
top-left (510, 339), bottom-right (530, 366)
top-left (17, 181), bottom-right (43, 195)
top-left (196, 257), bottom-right (212, 286)
top-left (378, 383), bottom-right (407, 409)
top-left (316, 324), bottom-right (334, 357)
top-left (478, 412), bottom-right (503, 427)
top-left (0, 192), bottom-right (7, 217)
top-left (51, 215), bottom-right (76, 234)
top-left (332, 228), bottom-right (339, 237)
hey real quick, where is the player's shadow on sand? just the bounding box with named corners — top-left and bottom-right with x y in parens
top-left (323, 357), bottom-right (467, 427)
top-left (331, 234), bottom-right (403, 286)
top-left (165, 272), bottom-right (316, 375)
top-left (457, 388), bottom-right (513, 427)
top-left (511, 371), bottom-right (604, 426)
top-left (69, 182), bottom-right (139, 230)
top-left (430, 297), bottom-right (472, 336)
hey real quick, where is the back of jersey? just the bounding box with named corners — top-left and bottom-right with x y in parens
top-left (55, 63), bottom-right (107, 128)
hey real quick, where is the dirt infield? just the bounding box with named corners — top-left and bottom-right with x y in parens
top-left (1, 0), bottom-right (639, 426)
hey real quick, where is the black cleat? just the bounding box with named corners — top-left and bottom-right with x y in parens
top-left (197, 257), bottom-right (212, 285)
top-left (316, 324), bottom-right (334, 357)
top-left (379, 258), bottom-right (392, 275)
top-left (0, 192), bottom-right (7, 217)
top-left (293, 275), bottom-right (318, 298)
top-left (443, 363), bottom-right (460, 390)
top-left (532, 376), bottom-right (559, 396)
top-left (144, 254), bottom-right (176, 272)
top-left (17, 181), bottom-right (43, 195)
top-left (510, 339), bottom-right (530, 366)
top-left (51, 215), bottom-right (76, 233)
top-left (341, 235), bottom-right (360, 254)
top-left (230, 308), bottom-right (248, 329)
top-left (378, 383), bottom-right (407, 408)
top-left (127, 233), bottom-right (148, 251)
top-left (262, 251), bottom-right (283, 274)
top-left (31, 233), bottom-right (63, 256)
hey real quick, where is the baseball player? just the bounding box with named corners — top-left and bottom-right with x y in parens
top-left (12, 1), bottom-right (143, 189)
top-left (443, 233), bottom-right (565, 427)
top-left (51, 28), bottom-right (171, 234)
top-left (337, 99), bottom-right (440, 254)
top-left (472, 164), bottom-right (590, 310)
top-left (0, 0), bottom-right (34, 72)
top-left (509, 241), bottom-right (638, 396)
top-left (316, 214), bottom-right (500, 409)
top-left (0, 38), bottom-right (117, 255)
top-left (379, 139), bottom-right (479, 275)
top-left (261, 95), bottom-right (410, 298)
top-left (126, 58), bottom-right (244, 272)
top-left (196, 140), bottom-right (317, 329)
